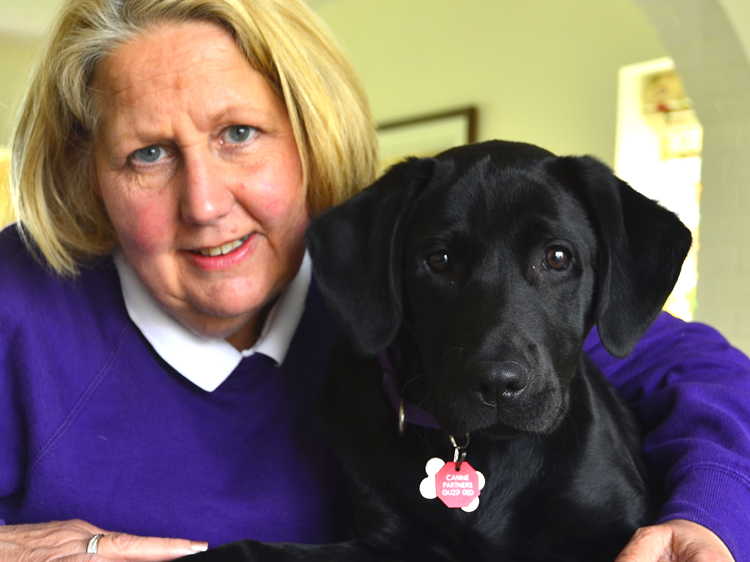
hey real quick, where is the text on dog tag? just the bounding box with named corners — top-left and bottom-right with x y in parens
top-left (435, 461), bottom-right (482, 510)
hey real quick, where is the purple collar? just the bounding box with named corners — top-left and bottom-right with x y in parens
top-left (377, 349), bottom-right (441, 430)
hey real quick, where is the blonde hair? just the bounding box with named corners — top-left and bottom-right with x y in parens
top-left (11, 0), bottom-right (379, 276)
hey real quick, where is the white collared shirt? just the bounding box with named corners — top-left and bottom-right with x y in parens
top-left (114, 251), bottom-right (311, 392)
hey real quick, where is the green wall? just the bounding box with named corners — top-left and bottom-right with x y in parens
top-left (0, 35), bottom-right (40, 223)
top-left (0, 36), bottom-right (40, 146)
top-left (315, 0), bottom-right (667, 165)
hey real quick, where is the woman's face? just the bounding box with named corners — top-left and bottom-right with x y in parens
top-left (93, 21), bottom-right (308, 350)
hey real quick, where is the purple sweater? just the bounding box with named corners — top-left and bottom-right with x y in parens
top-left (0, 226), bottom-right (347, 546)
top-left (1, 225), bottom-right (749, 559)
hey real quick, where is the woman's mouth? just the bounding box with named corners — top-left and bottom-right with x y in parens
top-left (194, 235), bottom-right (250, 257)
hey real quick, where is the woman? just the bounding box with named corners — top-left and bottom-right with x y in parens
top-left (0, 0), bottom-right (747, 560)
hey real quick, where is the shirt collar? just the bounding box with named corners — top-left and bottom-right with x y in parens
top-left (114, 251), bottom-right (311, 392)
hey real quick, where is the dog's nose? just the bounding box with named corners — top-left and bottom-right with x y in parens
top-left (464, 360), bottom-right (529, 406)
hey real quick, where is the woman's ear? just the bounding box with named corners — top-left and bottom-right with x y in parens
top-left (305, 158), bottom-right (435, 355)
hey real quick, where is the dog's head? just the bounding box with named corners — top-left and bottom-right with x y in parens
top-left (306, 140), bottom-right (691, 438)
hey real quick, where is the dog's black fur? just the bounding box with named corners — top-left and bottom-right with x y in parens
top-left (189, 140), bottom-right (692, 561)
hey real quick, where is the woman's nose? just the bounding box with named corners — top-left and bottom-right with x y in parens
top-left (180, 154), bottom-right (235, 225)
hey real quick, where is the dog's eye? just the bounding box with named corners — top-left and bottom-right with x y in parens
top-left (427, 252), bottom-right (451, 272)
top-left (544, 246), bottom-right (571, 270)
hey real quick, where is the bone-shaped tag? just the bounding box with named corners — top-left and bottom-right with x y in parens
top-left (419, 457), bottom-right (485, 512)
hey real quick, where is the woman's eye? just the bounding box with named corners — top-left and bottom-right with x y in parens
top-left (224, 125), bottom-right (257, 144)
top-left (544, 246), bottom-right (571, 270)
top-left (427, 251), bottom-right (451, 272)
top-left (131, 145), bottom-right (165, 164)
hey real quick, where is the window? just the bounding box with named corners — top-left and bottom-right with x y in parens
top-left (616, 58), bottom-right (702, 321)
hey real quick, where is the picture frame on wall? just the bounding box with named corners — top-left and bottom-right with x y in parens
top-left (377, 106), bottom-right (477, 172)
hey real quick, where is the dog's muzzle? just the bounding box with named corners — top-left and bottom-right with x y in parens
top-left (464, 360), bottom-right (529, 405)
top-left (433, 358), bottom-right (565, 437)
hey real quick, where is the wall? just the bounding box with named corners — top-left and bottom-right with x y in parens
top-left (717, 0), bottom-right (750, 60)
top-left (0, 36), bottom-right (39, 145)
top-left (632, 0), bottom-right (750, 353)
top-left (315, 0), bottom-right (667, 167)
top-left (0, 36), bottom-right (39, 225)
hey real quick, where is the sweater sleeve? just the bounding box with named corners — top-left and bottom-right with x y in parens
top-left (584, 312), bottom-right (750, 562)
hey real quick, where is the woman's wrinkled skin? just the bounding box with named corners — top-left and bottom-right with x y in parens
top-left (93, 21), bottom-right (308, 351)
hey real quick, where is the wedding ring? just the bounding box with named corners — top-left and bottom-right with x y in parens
top-left (87, 534), bottom-right (105, 554)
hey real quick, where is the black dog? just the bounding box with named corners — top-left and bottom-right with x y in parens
top-left (190, 140), bottom-right (692, 561)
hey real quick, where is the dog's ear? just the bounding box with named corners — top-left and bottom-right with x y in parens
top-left (305, 158), bottom-right (436, 355)
top-left (546, 156), bottom-right (692, 357)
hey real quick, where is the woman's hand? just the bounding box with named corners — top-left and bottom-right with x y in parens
top-left (616, 519), bottom-right (735, 562)
top-left (0, 520), bottom-right (208, 561)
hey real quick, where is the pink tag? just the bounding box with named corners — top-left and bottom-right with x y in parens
top-left (434, 461), bottom-right (481, 509)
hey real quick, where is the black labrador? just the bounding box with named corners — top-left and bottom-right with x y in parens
top-left (189, 140), bottom-right (692, 561)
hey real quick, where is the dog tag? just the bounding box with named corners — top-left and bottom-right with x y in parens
top-left (420, 457), bottom-right (485, 512)
top-left (419, 457), bottom-right (445, 500)
top-left (435, 461), bottom-right (482, 510)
